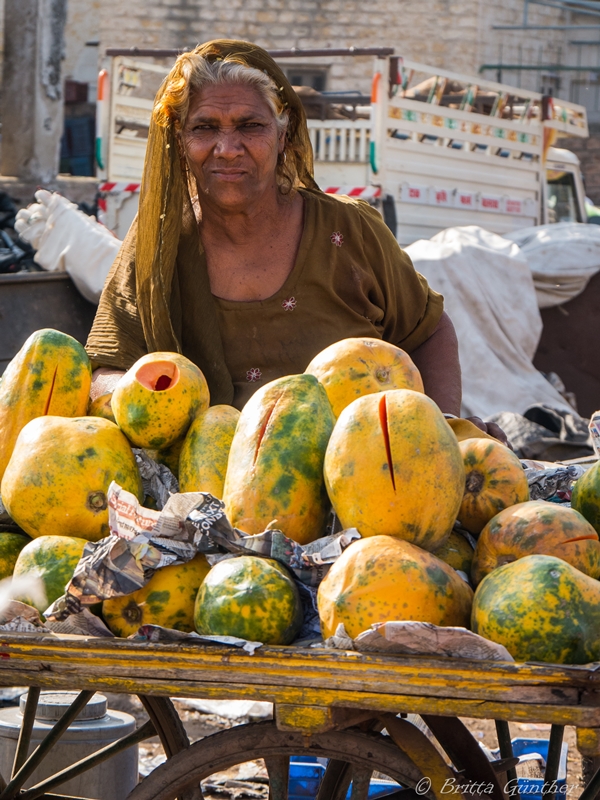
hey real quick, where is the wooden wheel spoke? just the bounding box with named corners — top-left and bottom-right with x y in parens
top-left (12, 687), bottom-right (40, 780)
top-left (0, 690), bottom-right (94, 800)
top-left (265, 755), bottom-right (289, 800)
top-left (349, 765), bottom-right (373, 800)
top-left (315, 759), bottom-right (352, 800)
top-left (421, 715), bottom-right (504, 800)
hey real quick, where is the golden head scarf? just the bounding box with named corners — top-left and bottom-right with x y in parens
top-left (135, 40), bottom-right (318, 404)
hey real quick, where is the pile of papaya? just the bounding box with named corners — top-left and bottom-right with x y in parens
top-left (1, 327), bottom-right (600, 664)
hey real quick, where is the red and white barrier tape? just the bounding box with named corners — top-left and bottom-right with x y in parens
top-left (99, 182), bottom-right (141, 194)
top-left (323, 186), bottom-right (382, 199)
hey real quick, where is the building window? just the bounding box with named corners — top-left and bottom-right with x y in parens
top-left (286, 68), bottom-right (327, 92)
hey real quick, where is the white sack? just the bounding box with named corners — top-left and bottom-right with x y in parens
top-left (15, 190), bottom-right (121, 304)
top-left (405, 226), bottom-right (573, 419)
top-left (505, 222), bottom-right (600, 308)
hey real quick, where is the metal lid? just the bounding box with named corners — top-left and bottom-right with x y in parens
top-left (20, 692), bottom-right (108, 721)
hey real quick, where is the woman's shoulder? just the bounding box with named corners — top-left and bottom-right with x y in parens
top-left (299, 186), bottom-right (385, 224)
top-left (299, 186), bottom-right (400, 257)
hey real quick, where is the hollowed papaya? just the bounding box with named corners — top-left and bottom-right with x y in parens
top-left (111, 352), bottom-right (210, 449)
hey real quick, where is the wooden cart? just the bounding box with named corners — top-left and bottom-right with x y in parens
top-left (0, 633), bottom-right (598, 800)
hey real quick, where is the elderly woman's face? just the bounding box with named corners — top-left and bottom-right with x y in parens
top-left (181, 83), bottom-right (284, 211)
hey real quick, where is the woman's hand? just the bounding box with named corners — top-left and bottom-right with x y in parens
top-left (466, 416), bottom-right (512, 448)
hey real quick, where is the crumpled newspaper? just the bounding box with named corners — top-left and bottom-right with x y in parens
top-left (0, 599), bottom-right (114, 637)
top-left (523, 462), bottom-right (588, 503)
top-left (45, 482), bottom-right (360, 623)
top-left (590, 411), bottom-right (600, 457)
top-left (132, 625), bottom-right (262, 654)
top-left (324, 621), bottom-right (513, 661)
top-left (134, 448), bottom-right (179, 509)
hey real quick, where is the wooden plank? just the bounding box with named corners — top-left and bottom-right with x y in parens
top-left (0, 637), bottom-right (598, 711)
top-left (0, 667), bottom-right (596, 728)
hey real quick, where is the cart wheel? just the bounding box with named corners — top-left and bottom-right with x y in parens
top-left (0, 690), bottom-right (192, 800)
top-left (126, 716), bottom-right (505, 800)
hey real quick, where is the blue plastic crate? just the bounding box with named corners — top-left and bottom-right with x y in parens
top-left (492, 737), bottom-right (568, 800)
top-left (288, 738), bottom-right (568, 800)
top-left (288, 756), bottom-right (401, 799)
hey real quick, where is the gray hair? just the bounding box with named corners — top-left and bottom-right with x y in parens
top-left (181, 58), bottom-right (289, 135)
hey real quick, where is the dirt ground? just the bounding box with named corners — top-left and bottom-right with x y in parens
top-left (105, 694), bottom-right (586, 798)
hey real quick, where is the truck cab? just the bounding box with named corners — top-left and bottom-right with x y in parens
top-left (544, 147), bottom-right (587, 225)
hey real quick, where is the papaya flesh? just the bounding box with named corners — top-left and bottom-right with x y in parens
top-left (223, 374), bottom-right (335, 545)
top-left (112, 352), bottom-right (210, 449)
top-left (323, 389), bottom-right (465, 551)
top-left (1, 416), bottom-right (143, 542)
top-left (471, 500), bottom-right (600, 586)
top-left (571, 461), bottom-right (600, 536)
top-left (472, 554), bottom-right (600, 664)
top-left (103, 554), bottom-right (211, 637)
top-left (0, 329), bottom-right (91, 481)
top-left (458, 437), bottom-right (529, 535)
top-left (179, 405), bottom-right (240, 496)
top-left (317, 535), bottom-right (473, 640)
top-left (305, 337), bottom-right (423, 418)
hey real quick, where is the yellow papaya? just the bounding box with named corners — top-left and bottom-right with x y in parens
top-left (144, 437), bottom-right (185, 480)
top-left (1, 416), bottom-right (143, 542)
top-left (471, 500), bottom-right (600, 586)
top-left (432, 529), bottom-right (474, 574)
top-left (223, 374), bottom-right (335, 545)
top-left (458, 438), bottom-right (529, 534)
top-left (472, 554), bottom-right (600, 664)
top-left (13, 535), bottom-right (87, 613)
top-left (0, 329), bottom-right (91, 480)
top-left (112, 352), bottom-right (210, 449)
top-left (179, 405), bottom-right (240, 496)
top-left (103, 554), bottom-right (211, 637)
top-left (87, 391), bottom-right (116, 424)
top-left (305, 337), bottom-right (423, 418)
top-left (318, 535), bottom-right (473, 639)
top-left (324, 389), bottom-right (465, 551)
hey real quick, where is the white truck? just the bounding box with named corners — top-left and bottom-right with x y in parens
top-left (96, 47), bottom-right (589, 246)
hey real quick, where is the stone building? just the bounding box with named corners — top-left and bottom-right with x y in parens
top-left (93, 0), bottom-right (600, 200)
top-left (2, 0), bottom-right (600, 197)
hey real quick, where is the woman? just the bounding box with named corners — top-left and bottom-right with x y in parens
top-left (87, 39), bottom-right (502, 439)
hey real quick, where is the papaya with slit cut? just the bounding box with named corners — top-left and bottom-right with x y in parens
top-left (305, 337), bottom-right (424, 418)
top-left (111, 352), bottom-right (210, 449)
top-left (222, 374), bottom-right (335, 544)
top-left (471, 500), bottom-right (600, 586)
top-left (0, 329), bottom-right (91, 481)
top-left (323, 389), bottom-right (465, 551)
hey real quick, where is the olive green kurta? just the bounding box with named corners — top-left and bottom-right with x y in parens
top-left (86, 189), bottom-right (443, 409)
